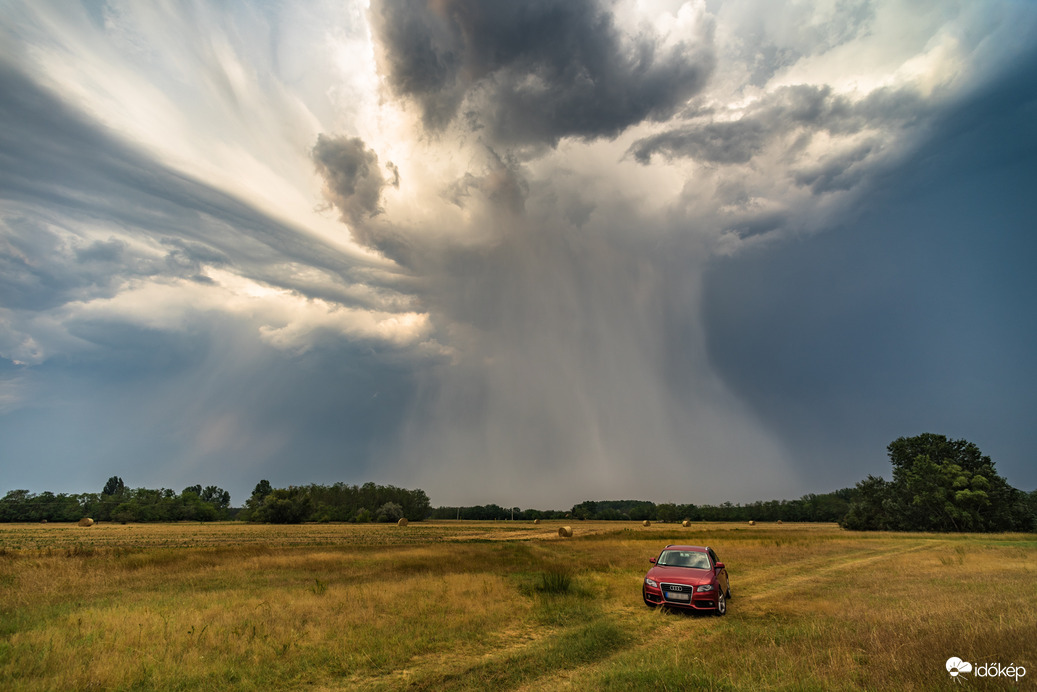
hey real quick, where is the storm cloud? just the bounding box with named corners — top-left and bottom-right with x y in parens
top-left (2, 0), bottom-right (1035, 507)
top-left (371, 0), bottom-right (715, 147)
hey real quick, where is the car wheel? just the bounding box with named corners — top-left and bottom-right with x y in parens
top-left (725, 586), bottom-right (732, 600)
top-left (715, 591), bottom-right (727, 616)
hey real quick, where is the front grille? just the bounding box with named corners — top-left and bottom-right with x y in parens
top-left (660, 583), bottom-right (692, 601)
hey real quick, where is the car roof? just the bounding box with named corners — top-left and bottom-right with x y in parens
top-left (662, 545), bottom-right (709, 552)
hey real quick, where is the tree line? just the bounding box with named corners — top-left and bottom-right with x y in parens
top-left (0, 478), bottom-right (432, 525)
top-left (239, 481), bottom-right (431, 524)
top-left (432, 493), bottom-right (854, 523)
top-left (0, 477), bottom-right (232, 523)
top-left (3, 433), bottom-right (1034, 531)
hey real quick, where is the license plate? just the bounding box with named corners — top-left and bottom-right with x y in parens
top-left (665, 591), bottom-right (690, 601)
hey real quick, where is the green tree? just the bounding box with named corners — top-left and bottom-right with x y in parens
top-left (102, 476), bottom-right (125, 497)
top-left (896, 455), bottom-right (991, 531)
top-left (841, 476), bottom-right (893, 530)
top-left (201, 486), bottom-right (231, 512)
top-left (844, 433), bottom-right (1025, 532)
top-left (251, 480), bottom-right (272, 501)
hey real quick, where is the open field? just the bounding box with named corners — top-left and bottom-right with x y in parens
top-left (1, 521), bottom-right (1034, 690)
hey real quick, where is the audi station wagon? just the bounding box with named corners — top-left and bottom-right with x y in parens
top-left (642, 545), bottom-right (731, 615)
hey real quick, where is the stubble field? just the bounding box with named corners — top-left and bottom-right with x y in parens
top-left (0, 520), bottom-right (1033, 690)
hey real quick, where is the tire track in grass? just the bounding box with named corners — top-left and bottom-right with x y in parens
top-left (737, 540), bottom-right (939, 603)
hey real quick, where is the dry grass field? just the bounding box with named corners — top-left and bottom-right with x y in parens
top-left (1, 521), bottom-right (1033, 690)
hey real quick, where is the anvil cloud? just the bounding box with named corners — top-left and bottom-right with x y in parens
top-left (1, 0), bottom-right (1035, 507)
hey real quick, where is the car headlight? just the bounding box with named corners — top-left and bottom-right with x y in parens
top-left (695, 584), bottom-right (714, 592)
top-left (644, 578), bottom-right (658, 588)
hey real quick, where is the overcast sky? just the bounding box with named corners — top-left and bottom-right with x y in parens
top-left (2, 0), bottom-right (1035, 509)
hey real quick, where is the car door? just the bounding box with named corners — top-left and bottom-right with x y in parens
top-left (709, 548), bottom-right (729, 594)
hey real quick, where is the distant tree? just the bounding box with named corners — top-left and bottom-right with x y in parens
top-left (201, 486), bottom-right (231, 511)
top-left (182, 485), bottom-right (202, 497)
top-left (252, 480), bottom-right (272, 502)
top-left (102, 476), bottom-right (125, 497)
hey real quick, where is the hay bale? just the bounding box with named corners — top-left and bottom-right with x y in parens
top-left (748, 520), bottom-right (756, 526)
top-left (78, 517), bottom-right (94, 527)
top-left (642, 520), bottom-right (651, 527)
top-left (40, 519), bottom-right (47, 524)
top-left (776, 519), bottom-right (783, 525)
top-left (682, 520), bottom-right (690, 527)
top-left (397, 517), bottom-right (408, 527)
top-left (558, 526), bottom-right (573, 538)
top-left (533, 518), bottom-right (540, 525)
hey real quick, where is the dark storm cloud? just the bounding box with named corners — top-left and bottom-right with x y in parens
top-left (701, 45), bottom-right (1037, 490)
top-left (312, 134), bottom-right (394, 222)
top-left (310, 134), bottom-right (436, 265)
top-left (629, 84), bottom-right (926, 169)
top-left (370, 0), bottom-right (715, 147)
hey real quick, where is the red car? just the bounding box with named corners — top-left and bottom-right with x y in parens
top-left (642, 544), bottom-right (731, 615)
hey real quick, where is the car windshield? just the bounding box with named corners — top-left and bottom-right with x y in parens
top-left (657, 550), bottom-right (710, 569)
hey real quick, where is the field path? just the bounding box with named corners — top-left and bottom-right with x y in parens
top-left (737, 539), bottom-right (938, 602)
top-left (512, 536), bottom-right (950, 691)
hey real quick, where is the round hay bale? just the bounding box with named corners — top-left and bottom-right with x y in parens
top-left (642, 520), bottom-right (651, 527)
top-left (78, 517), bottom-right (94, 527)
top-left (397, 517), bottom-right (408, 527)
top-left (533, 518), bottom-right (540, 525)
top-left (682, 520), bottom-right (690, 527)
top-left (40, 519), bottom-right (48, 524)
top-left (748, 520), bottom-right (756, 526)
top-left (558, 526), bottom-right (573, 538)
top-left (776, 519), bottom-right (783, 525)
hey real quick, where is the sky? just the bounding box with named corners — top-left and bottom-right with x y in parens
top-left (1, 0), bottom-right (1035, 509)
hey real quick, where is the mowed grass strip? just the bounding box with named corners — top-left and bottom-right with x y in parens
top-left (1, 522), bottom-right (1034, 691)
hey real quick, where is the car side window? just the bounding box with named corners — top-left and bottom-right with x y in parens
top-left (708, 548), bottom-right (719, 566)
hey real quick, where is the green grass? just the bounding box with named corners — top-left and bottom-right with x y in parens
top-left (0, 521), bottom-right (1034, 690)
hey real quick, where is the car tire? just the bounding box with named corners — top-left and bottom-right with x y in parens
top-left (715, 591), bottom-right (727, 616)
top-left (725, 586), bottom-right (732, 600)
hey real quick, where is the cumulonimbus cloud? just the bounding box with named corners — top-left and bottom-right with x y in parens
top-left (3, 0), bottom-right (1035, 506)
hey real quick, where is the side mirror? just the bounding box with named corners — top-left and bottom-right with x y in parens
top-left (649, 557), bottom-right (657, 564)
top-left (715, 562), bottom-right (725, 571)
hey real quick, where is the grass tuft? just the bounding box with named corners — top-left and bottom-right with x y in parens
top-left (533, 565), bottom-right (574, 594)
